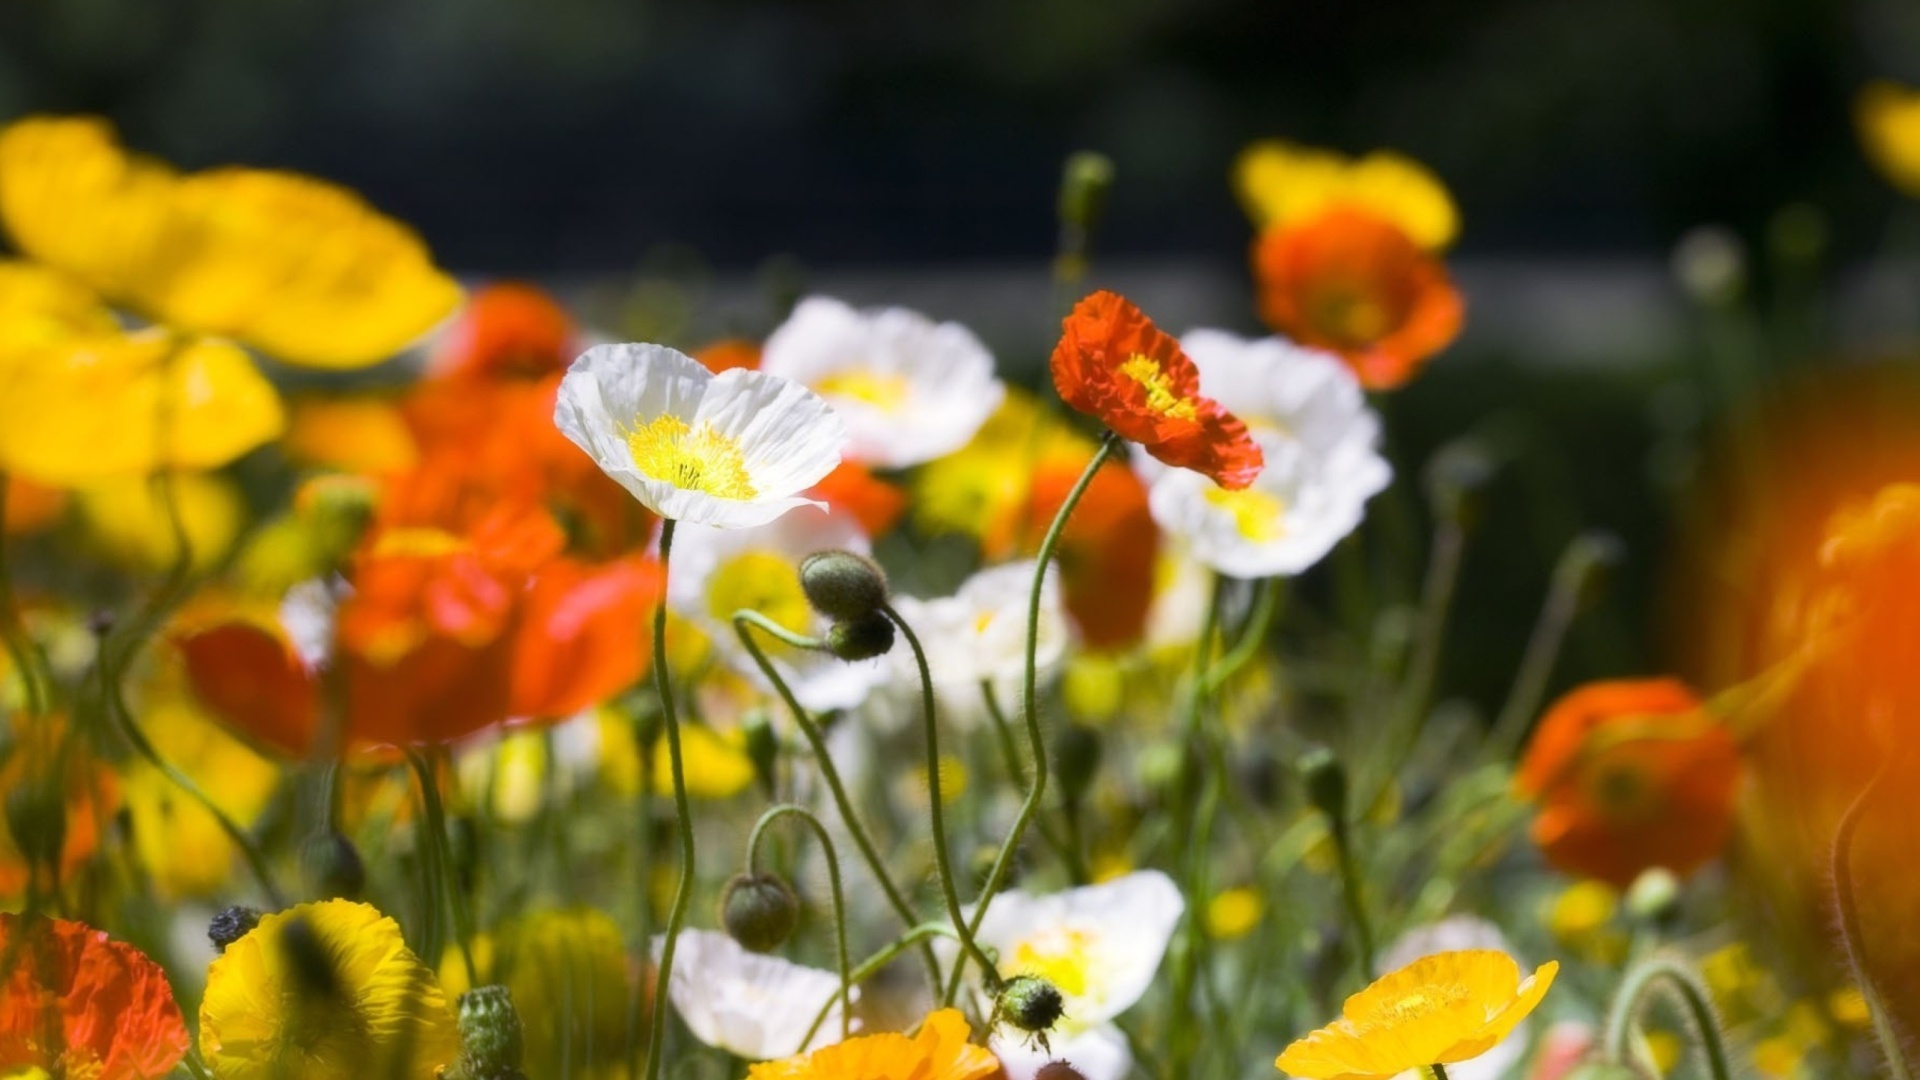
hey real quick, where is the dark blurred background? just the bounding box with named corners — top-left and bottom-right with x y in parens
top-left (4, 0), bottom-right (1918, 273)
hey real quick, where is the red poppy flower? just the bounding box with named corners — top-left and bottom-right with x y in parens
top-left (694, 337), bottom-right (763, 374)
top-left (430, 281), bottom-right (575, 380)
top-left (177, 620), bottom-right (319, 757)
top-left (0, 913), bottom-right (188, 1080)
top-left (1251, 206), bottom-right (1463, 390)
top-left (1051, 291), bottom-right (1263, 489)
top-left (511, 554), bottom-right (661, 719)
top-left (1024, 455), bottom-right (1158, 649)
top-left (1515, 678), bottom-right (1740, 887)
top-left (808, 461), bottom-right (908, 538)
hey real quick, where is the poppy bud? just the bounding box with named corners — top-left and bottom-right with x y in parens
top-left (1670, 225), bottom-right (1746, 308)
top-left (995, 974), bottom-right (1066, 1044)
top-left (1298, 747), bottom-right (1348, 823)
top-left (1035, 1064), bottom-right (1089, 1080)
top-left (452, 985), bottom-right (528, 1080)
top-left (743, 709), bottom-right (779, 796)
top-left (293, 473), bottom-right (378, 558)
top-left (1423, 440), bottom-right (1496, 530)
top-left (1625, 867), bottom-right (1681, 925)
top-left (825, 611), bottom-right (895, 661)
top-left (720, 871), bottom-right (800, 953)
top-left (1054, 722), bottom-right (1101, 803)
top-left (1057, 151), bottom-right (1115, 234)
top-left (300, 831), bottom-right (366, 899)
top-left (207, 905), bottom-right (262, 953)
top-left (3, 769), bottom-right (64, 877)
top-left (799, 550), bottom-right (889, 621)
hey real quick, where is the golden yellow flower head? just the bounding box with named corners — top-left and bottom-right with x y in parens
top-left (199, 900), bottom-right (459, 1080)
top-left (1276, 950), bottom-right (1558, 1079)
top-left (1858, 80), bottom-right (1920, 198)
top-left (747, 1008), bottom-right (1002, 1080)
top-left (1234, 140), bottom-right (1460, 251)
top-left (0, 115), bottom-right (461, 369)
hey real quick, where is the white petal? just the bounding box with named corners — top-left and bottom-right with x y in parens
top-left (653, 929), bottom-right (852, 1060)
top-left (989, 1023), bottom-right (1134, 1080)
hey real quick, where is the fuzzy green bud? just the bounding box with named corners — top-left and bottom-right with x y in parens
top-left (825, 611), bottom-right (895, 661)
top-left (207, 905), bottom-right (262, 953)
top-left (1035, 1064), bottom-right (1089, 1080)
top-left (1298, 747), bottom-right (1348, 822)
top-left (799, 550), bottom-right (889, 621)
top-left (721, 871), bottom-right (800, 953)
top-left (996, 974), bottom-right (1067, 1038)
top-left (1625, 867), bottom-right (1681, 924)
top-left (1058, 152), bottom-right (1115, 233)
top-left (1054, 722), bottom-right (1101, 803)
top-left (452, 985), bottom-right (527, 1080)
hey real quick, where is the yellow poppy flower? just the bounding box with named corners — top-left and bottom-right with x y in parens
top-left (1234, 140), bottom-right (1460, 251)
top-left (747, 1008), bottom-right (1002, 1080)
top-left (200, 900), bottom-right (460, 1080)
top-left (0, 259), bottom-right (118, 351)
top-left (0, 115), bottom-right (461, 369)
top-left (119, 700), bottom-right (279, 898)
top-left (1858, 81), bottom-right (1920, 198)
top-left (1276, 950), bottom-right (1558, 1079)
top-left (75, 471), bottom-right (245, 573)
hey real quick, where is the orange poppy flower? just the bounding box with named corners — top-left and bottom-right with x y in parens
top-left (747, 1008), bottom-right (1001, 1080)
top-left (694, 337), bottom-right (763, 374)
top-left (809, 461), bottom-right (908, 538)
top-left (0, 913), bottom-right (189, 1080)
top-left (429, 281), bottom-right (575, 380)
top-left (510, 554), bottom-right (661, 719)
top-left (1025, 455), bottom-right (1158, 649)
top-left (3, 476), bottom-right (64, 535)
top-left (1052, 291), bottom-right (1263, 490)
top-left (1515, 678), bottom-right (1740, 887)
top-left (1251, 207), bottom-right (1463, 390)
top-left (177, 619), bottom-right (320, 758)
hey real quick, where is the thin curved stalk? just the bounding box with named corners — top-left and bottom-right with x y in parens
top-left (0, 475), bottom-right (50, 715)
top-left (1833, 761), bottom-right (1916, 1080)
top-left (732, 612), bottom-right (943, 989)
top-left (406, 748), bottom-right (477, 987)
top-left (1601, 956), bottom-right (1734, 1080)
top-left (945, 431), bottom-right (1119, 1006)
top-left (641, 519), bottom-right (694, 1080)
top-left (1487, 532), bottom-right (1614, 759)
top-left (747, 804), bottom-right (853, 1041)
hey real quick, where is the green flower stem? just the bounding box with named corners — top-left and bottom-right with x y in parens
top-left (746, 803), bottom-right (853, 1040)
top-left (642, 518), bottom-right (695, 1080)
top-left (944, 430), bottom-right (1120, 1007)
top-left (732, 611), bottom-right (943, 989)
top-left (406, 748), bottom-right (477, 987)
top-left (97, 658), bottom-right (286, 906)
top-left (1167, 574), bottom-right (1226, 1075)
top-left (978, 680), bottom-right (1079, 877)
top-left (1601, 955), bottom-right (1734, 1080)
top-left (1330, 815), bottom-right (1378, 982)
top-left (1199, 577), bottom-right (1282, 697)
top-left (1429, 1064), bottom-right (1451, 1080)
top-left (1832, 761), bottom-right (1916, 1080)
top-left (1487, 532), bottom-right (1614, 760)
top-left (883, 603), bottom-right (1002, 994)
top-left (1366, 511), bottom-right (1466, 808)
top-left (799, 923), bottom-right (965, 1048)
top-left (0, 474), bottom-right (50, 716)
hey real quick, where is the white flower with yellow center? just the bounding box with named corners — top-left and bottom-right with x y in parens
top-left (759, 296), bottom-right (1004, 468)
top-left (653, 929), bottom-right (853, 1060)
top-left (877, 560), bottom-right (1067, 732)
top-left (952, 870), bottom-right (1183, 1080)
top-left (1136, 330), bottom-right (1390, 578)
top-left (1378, 915), bottom-right (1535, 1080)
top-left (555, 342), bottom-right (846, 528)
top-left (671, 509), bottom-right (889, 711)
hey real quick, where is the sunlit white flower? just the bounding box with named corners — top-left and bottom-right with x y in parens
top-left (879, 561), bottom-right (1066, 731)
top-left (653, 929), bottom-right (853, 1060)
top-left (759, 296), bottom-right (1004, 468)
top-left (671, 508), bottom-right (889, 712)
top-left (555, 342), bottom-right (846, 528)
top-left (1136, 330), bottom-right (1390, 578)
top-left (949, 870), bottom-right (1183, 1080)
top-left (1379, 915), bottom-right (1536, 1080)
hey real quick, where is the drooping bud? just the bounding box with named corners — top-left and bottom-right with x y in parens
top-left (743, 709), bottom-right (779, 796)
top-left (300, 831), bottom-right (366, 900)
top-left (450, 985), bottom-right (528, 1080)
top-left (1625, 867), bottom-right (1681, 925)
top-left (995, 974), bottom-right (1067, 1047)
top-left (1054, 722), bottom-right (1101, 803)
top-left (1298, 747), bottom-right (1348, 823)
top-left (799, 550), bottom-right (889, 621)
top-left (1057, 152), bottom-right (1116, 235)
top-left (720, 871), bottom-right (800, 953)
top-left (825, 611), bottom-right (895, 661)
top-left (207, 905), bottom-right (263, 953)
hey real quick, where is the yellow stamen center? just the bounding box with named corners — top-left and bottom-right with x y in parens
top-left (1012, 926), bottom-right (1097, 998)
top-left (817, 369), bottom-right (911, 411)
top-left (627, 414), bottom-right (757, 500)
top-left (1117, 354), bottom-right (1198, 420)
top-left (1203, 486), bottom-right (1286, 542)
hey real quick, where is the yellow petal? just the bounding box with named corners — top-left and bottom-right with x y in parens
top-left (76, 471), bottom-right (245, 573)
top-left (0, 257), bottom-right (120, 352)
top-left (0, 115), bottom-right (177, 299)
top-left (0, 330), bottom-right (285, 483)
top-left (1233, 139), bottom-right (1459, 250)
top-left (1858, 81), bottom-right (1920, 198)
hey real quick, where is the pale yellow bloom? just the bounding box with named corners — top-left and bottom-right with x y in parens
top-left (1858, 81), bottom-right (1920, 198)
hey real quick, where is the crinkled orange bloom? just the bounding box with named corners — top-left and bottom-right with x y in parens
top-left (747, 1008), bottom-right (1001, 1080)
top-left (429, 281), bottom-right (575, 379)
top-left (1276, 950), bottom-right (1557, 1080)
top-left (1251, 207), bottom-right (1463, 391)
top-left (1052, 290), bottom-right (1263, 490)
top-left (1857, 80), bottom-right (1920, 198)
top-left (0, 115), bottom-right (460, 369)
top-left (0, 914), bottom-right (189, 1080)
top-left (1515, 678), bottom-right (1739, 887)
top-left (0, 715), bottom-right (119, 900)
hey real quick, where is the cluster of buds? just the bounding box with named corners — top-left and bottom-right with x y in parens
top-left (799, 550), bottom-right (895, 661)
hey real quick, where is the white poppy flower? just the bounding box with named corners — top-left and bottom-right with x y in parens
top-left (948, 869), bottom-right (1182, 1076)
top-left (1380, 916), bottom-right (1535, 1080)
top-left (652, 929), bottom-right (853, 1060)
top-left (879, 560), bottom-right (1066, 731)
top-left (1136, 330), bottom-right (1390, 578)
top-left (555, 342), bottom-right (846, 529)
top-left (759, 296), bottom-right (1004, 468)
top-left (670, 508), bottom-right (889, 712)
